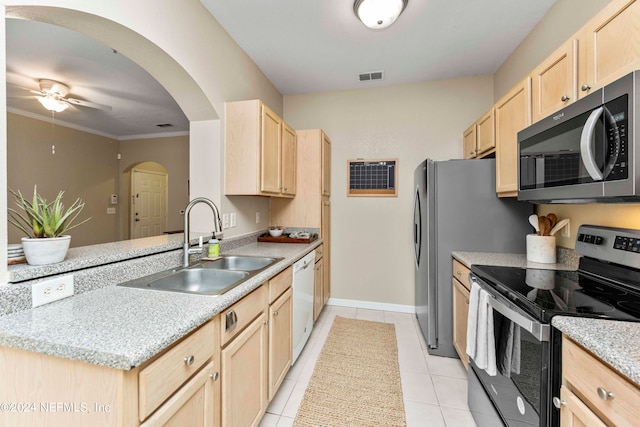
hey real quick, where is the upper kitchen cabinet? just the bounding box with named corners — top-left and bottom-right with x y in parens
top-left (462, 108), bottom-right (495, 159)
top-left (495, 78), bottom-right (531, 197)
top-left (577, 0), bottom-right (640, 99)
top-left (225, 100), bottom-right (297, 198)
top-left (321, 132), bottom-right (331, 196)
top-left (531, 39), bottom-right (577, 123)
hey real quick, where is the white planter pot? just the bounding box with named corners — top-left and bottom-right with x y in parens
top-left (21, 235), bottom-right (71, 265)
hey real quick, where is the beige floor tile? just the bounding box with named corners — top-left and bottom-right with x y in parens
top-left (355, 308), bottom-right (385, 321)
top-left (400, 370), bottom-right (439, 405)
top-left (440, 406), bottom-right (478, 427)
top-left (404, 401), bottom-right (446, 427)
top-left (281, 381), bottom-right (309, 418)
top-left (432, 375), bottom-right (470, 410)
top-left (266, 379), bottom-right (296, 415)
top-left (258, 413), bottom-right (280, 427)
top-left (426, 353), bottom-right (467, 379)
top-left (398, 344), bottom-right (430, 373)
top-left (276, 416), bottom-right (295, 427)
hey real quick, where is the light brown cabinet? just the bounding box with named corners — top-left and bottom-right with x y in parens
top-left (577, 0), bottom-right (640, 99)
top-left (462, 123), bottom-right (477, 159)
top-left (271, 129), bottom-right (331, 316)
top-left (531, 39), bottom-right (577, 123)
top-left (314, 255), bottom-right (324, 321)
top-left (560, 335), bottom-right (640, 426)
top-left (451, 259), bottom-right (471, 369)
top-left (462, 109), bottom-right (495, 159)
top-left (495, 78), bottom-right (531, 197)
top-left (268, 287), bottom-right (292, 401)
top-left (225, 99), bottom-right (296, 198)
top-left (0, 318), bottom-right (221, 427)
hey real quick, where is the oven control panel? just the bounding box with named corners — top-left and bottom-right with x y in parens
top-left (576, 225), bottom-right (640, 269)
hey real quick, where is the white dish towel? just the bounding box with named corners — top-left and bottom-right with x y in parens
top-left (466, 279), bottom-right (497, 376)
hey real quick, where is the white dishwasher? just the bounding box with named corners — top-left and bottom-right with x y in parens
top-left (292, 250), bottom-right (315, 364)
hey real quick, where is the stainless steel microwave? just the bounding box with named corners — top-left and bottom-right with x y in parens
top-left (518, 71), bottom-right (640, 203)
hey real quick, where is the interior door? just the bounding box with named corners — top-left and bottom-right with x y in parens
top-left (132, 169), bottom-right (168, 238)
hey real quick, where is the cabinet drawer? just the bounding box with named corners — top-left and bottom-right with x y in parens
top-left (315, 245), bottom-right (324, 262)
top-left (139, 320), bottom-right (216, 421)
top-left (221, 284), bottom-right (267, 346)
top-left (452, 259), bottom-right (471, 291)
top-left (268, 266), bottom-right (292, 304)
top-left (562, 336), bottom-right (640, 426)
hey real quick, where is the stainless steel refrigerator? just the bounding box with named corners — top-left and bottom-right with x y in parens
top-left (413, 158), bottom-right (533, 358)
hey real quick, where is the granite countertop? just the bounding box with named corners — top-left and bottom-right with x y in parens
top-left (452, 251), bottom-right (576, 270)
top-left (0, 239), bottom-right (321, 370)
top-left (553, 317), bottom-right (640, 387)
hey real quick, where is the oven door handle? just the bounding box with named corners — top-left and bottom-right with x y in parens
top-left (487, 295), bottom-right (550, 342)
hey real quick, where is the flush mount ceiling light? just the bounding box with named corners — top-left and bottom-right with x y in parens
top-left (354, 0), bottom-right (408, 30)
top-left (37, 93), bottom-right (69, 113)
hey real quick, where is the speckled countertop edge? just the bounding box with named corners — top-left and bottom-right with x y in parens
top-left (0, 239), bottom-right (322, 370)
top-left (552, 316), bottom-right (640, 386)
top-left (451, 251), bottom-right (577, 270)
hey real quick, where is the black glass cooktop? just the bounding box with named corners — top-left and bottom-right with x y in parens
top-left (470, 263), bottom-right (640, 323)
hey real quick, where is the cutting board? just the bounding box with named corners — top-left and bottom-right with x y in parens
top-left (257, 233), bottom-right (318, 244)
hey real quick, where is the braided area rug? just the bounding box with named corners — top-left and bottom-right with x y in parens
top-left (294, 316), bottom-right (406, 426)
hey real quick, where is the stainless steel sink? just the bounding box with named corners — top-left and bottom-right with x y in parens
top-left (143, 268), bottom-right (249, 295)
top-left (202, 255), bottom-right (278, 271)
top-left (118, 255), bottom-right (282, 295)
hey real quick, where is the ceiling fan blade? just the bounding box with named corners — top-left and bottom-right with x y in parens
top-left (64, 97), bottom-right (113, 111)
top-left (8, 95), bottom-right (39, 99)
top-left (6, 82), bottom-right (44, 96)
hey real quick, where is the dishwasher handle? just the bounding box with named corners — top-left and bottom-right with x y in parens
top-left (487, 295), bottom-right (550, 342)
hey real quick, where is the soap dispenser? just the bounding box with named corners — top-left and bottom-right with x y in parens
top-left (207, 234), bottom-right (220, 258)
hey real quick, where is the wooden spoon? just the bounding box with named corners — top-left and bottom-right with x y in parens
top-left (538, 216), bottom-right (551, 236)
top-left (546, 213), bottom-right (558, 230)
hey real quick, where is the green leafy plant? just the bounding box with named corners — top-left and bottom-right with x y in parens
top-left (8, 186), bottom-right (91, 238)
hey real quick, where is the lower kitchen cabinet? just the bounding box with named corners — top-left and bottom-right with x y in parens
top-left (313, 250), bottom-right (325, 321)
top-left (452, 258), bottom-right (471, 368)
top-left (560, 335), bottom-right (640, 426)
top-left (0, 317), bottom-right (220, 427)
top-left (268, 287), bottom-right (292, 401)
top-left (221, 311), bottom-right (268, 427)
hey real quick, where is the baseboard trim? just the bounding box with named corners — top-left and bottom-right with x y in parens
top-left (326, 298), bottom-right (416, 314)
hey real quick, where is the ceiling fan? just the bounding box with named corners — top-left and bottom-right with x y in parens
top-left (8, 79), bottom-right (112, 113)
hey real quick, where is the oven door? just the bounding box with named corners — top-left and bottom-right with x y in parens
top-left (468, 280), bottom-right (553, 427)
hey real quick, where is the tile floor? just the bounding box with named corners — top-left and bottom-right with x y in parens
top-left (259, 305), bottom-right (478, 427)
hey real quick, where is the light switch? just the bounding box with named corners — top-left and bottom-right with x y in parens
top-left (230, 213), bottom-right (237, 227)
top-left (107, 207), bottom-right (116, 215)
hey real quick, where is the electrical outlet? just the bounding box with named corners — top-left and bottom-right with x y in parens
top-left (222, 214), bottom-right (230, 229)
top-left (230, 213), bottom-right (237, 227)
top-left (32, 275), bottom-right (74, 308)
top-left (561, 220), bottom-right (571, 238)
top-left (106, 207), bottom-right (116, 215)
top-left (256, 212), bottom-right (261, 224)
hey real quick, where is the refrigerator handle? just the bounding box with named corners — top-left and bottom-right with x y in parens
top-left (413, 187), bottom-right (421, 266)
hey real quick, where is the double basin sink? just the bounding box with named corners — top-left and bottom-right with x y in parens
top-left (118, 255), bottom-right (282, 296)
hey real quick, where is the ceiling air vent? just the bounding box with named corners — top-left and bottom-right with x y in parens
top-left (358, 70), bottom-right (384, 82)
top-left (156, 123), bottom-right (174, 128)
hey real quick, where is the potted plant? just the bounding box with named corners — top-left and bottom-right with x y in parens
top-left (8, 186), bottom-right (91, 265)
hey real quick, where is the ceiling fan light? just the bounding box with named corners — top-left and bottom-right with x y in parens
top-left (37, 94), bottom-right (69, 112)
top-left (354, 0), bottom-right (408, 29)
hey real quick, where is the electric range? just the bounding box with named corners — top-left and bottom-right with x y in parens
top-left (467, 224), bottom-right (640, 427)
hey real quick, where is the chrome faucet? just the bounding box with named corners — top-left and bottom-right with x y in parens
top-left (183, 197), bottom-right (223, 267)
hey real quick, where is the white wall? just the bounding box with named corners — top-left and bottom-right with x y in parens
top-left (284, 76), bottom-right (494, 306)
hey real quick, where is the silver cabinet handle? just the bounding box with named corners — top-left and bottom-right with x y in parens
top-left (273, 310), bottom-right (279, 316)
top-left (456, 270), bottom-right (462, 276)
top-left (581, 84), bottom-right (591, 92)
top-left (561, 95), bottom-right (570, 102)
top-left (210, 372), bottom-right (219, 381)
top-left (225, 310), bottom-right (238, 332)
top-left (552, 397), bottom-right (566, 408)
top-left (184, 355), bottom-right (195, 366)
top-left (597, 387), bottom-right (614, 401)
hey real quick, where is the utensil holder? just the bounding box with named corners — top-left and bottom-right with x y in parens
top-left (526, 234), bottom-right (556, 264)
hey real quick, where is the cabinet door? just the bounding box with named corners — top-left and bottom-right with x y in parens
top-left (140, 361), bottom-right (217, 427)
top-left (579, 0), bottom-right (640, 98)
top-left (321, 198), bottom-right (330, 306)
top-left (314, 258), bottom-right (324, 321)
top-left (559, 386), bottom-right (607, 427)
top-left (269, 287), bottom-right (292, 401)
top-left (452, 279), bottom-right (470, 369)
top-left (476, 109), bottom-right (495, 156)
top-left (531, 39), bottom-right (577, 122)
top-left (463, 124), bottom-right (477, 159)
top-left (495, 78), bottom-right (531, 197)
top-left (221, 312), bottom-right (268, 427)
top-left (281, 122), bottom-right (297, 197)
top-left (261, 105), bottom-right (282, 194)
top-left (321, 132), bottom-right (331, 196)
